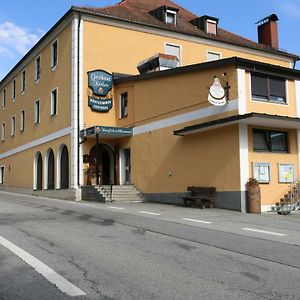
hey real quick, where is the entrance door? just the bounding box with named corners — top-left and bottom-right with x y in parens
top-left (89, 144), bottom-right (114, 185)
top-left (124, 149), bottom-right (131, 184)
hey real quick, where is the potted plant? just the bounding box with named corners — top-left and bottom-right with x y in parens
top-left (246, 178), bottom-right (261, 213)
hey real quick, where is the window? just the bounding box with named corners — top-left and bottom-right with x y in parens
top-left (11, 116), bottom-right (15, 136)
top-left (51, 40), bottom-right (58, 68)
top-left (12, 79), bottom-right (16, 100)
top-left (0, 166), bottom-right (4, 184)
top-left (120, 92), bottom-right (128, 118)
top-left (206, 19), bottom-right (217, 35)
top-left (253, 129), bottom-right (288, 153)
top-left (51, 89), bottom-right (57, 116)
top-left (2, 89), bottom-right (6, 108)
top-left (165, 9), bottom-right (177, 25)
top-left (21, 69), bottom-right (26, 93)
top-left (165, 43), bottom-right (181, 66)
top-left (35, 56), bottom-right (41, 81)
top-left (20, 110), bottom-right (25, 132)
top-left (207, 51), bottom-right (221, 62)
top-left (1, 123), bottom-right (5, 141)
top-left (34, 100), bottom-right (40, 124)
top-left (251, 74), bottom-right (286, 103)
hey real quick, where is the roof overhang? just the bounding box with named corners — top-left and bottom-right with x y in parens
top-left (174, 113), bottom-right (300, 136)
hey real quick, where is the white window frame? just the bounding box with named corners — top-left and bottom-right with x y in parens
top-left (11, 116), bottom-right (16, 136)
top-left (20, 109), bottom-right (25, 132)
top-left (12, 78), bottom-right (16, 101)
top-left (21, 69), bottom-right (26, 94)
top-left (51, 39), bottom-right (58, 70)
top-left (119, 92), bottom-right (128, 119)
top-left (50, 88), bottom-right (58, 116)
top-left (164, 42), bottom-right (182, 66)
top-left (206, 50), bottom-right (222, 62)
top-left (1, 123), bottom-right (5, 141)
top-left (165, 9), bottom-right (177, 25)
top-left (34, 99), bottom-right (40, 124)
top-left (2, 88), bottom-right (6, 109)
top-left (35, 55), bottom-right (41, 82)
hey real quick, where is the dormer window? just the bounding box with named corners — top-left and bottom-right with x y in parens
top-left (166, 9), bottom-right (177, 25)
top-left (190, 15), bottom-right (219, 35)
top-left (149, 6), bottom-right (179, 26)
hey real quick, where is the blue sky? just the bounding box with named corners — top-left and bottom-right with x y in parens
top-left (1, 0), bottom-right (300, 80)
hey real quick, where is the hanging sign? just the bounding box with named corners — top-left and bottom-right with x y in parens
top-left (208, 77), bottom-right (227, 106)
top-left (88, 70), bottom-right (113, 96)
top-left (88, 96), bottom-right (113, 112)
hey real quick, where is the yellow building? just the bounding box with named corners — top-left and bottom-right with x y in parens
top-left (0, 0), bottom-right (299, 212)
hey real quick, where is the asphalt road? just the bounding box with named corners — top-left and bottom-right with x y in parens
top-left (0, 191), bottom-right (300, 300)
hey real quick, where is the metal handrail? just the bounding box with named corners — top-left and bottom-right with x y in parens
top-left (98, 173), bottom-right (113, 202)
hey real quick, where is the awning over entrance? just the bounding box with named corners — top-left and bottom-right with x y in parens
top-left (174, 113), bottom-right (300, 136)
top-left (80, 125), bottom-right (133, 138)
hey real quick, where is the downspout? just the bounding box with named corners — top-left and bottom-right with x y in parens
top-left (77, 12), bottom-right (82, 187)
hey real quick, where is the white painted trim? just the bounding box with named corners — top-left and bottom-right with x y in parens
top-left (20, 69), bottom-right (26, 94)
top-left (50, 87), bottom-right (58, 116)
top-left (82, 15), bottom-right (294, 64)
top-left (0, 127), bottom-right (71, 160)
top-left (237, 69), bottom-right (246, 115)
top-left (44, 149), bottom-right (50, 190)
top-left (51, 38), bottom-right (59, 70)
top-left (78, 19), bottom-right (84, 187)
top-left (239, 123), bottom-right (249, 213)
top-left (34, 55), bottom-right (41, 82)
top-left (71, 14), bottom-right (84, 189)
top-left (133, 99), bottom-right (238, 136)
top-left (295, 81), bottom-right (300, 118)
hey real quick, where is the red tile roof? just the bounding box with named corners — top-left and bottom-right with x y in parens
top-left (74, 0), bottom-right (298, 60)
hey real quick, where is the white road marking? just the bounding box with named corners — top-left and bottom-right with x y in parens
top-left (0, 236), bottom-right (86, 297)
top-left (182, 218), bottom-right (212, 224)
top-left (108, 206), bottom-right (125, 210)
top-left (242, 228), bottom-right (287, 237)
top-left (139, 211), bottom-right (161, 216)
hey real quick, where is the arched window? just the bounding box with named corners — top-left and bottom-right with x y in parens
top-left (59, 145), bottom-right (69, 189)
top-left (47, 149), bottom-right (55, 190)
top-left (34, 152), bottom-right (43, 190)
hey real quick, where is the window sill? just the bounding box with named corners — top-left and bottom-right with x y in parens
top-left (35, 78), bottom-right (40, 84)
top-left (251, 98), bottom-right (287, 105)
top-left (51, 65), bottom-right (58, 72)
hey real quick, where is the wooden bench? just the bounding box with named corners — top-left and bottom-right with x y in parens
top-left (182, 186), bottom-right (216, 208)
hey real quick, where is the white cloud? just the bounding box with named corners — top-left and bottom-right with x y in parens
top-left (0, 22), bottom-right (41, 56)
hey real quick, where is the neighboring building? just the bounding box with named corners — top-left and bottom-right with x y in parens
top-left (0, 0), bottom-right (299, 211)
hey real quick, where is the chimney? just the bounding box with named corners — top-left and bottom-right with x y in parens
top-left (256, 14), bottom-right (279, 48)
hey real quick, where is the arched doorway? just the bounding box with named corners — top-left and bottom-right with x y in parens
top-left (47, 149), bottom-right (55, 190)
top-left (88, 143), bottom-right (114, 185)
top-left (60, 145), bottom-right (69, 189)
top-left (35, 152), bottom-right (43, 190)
